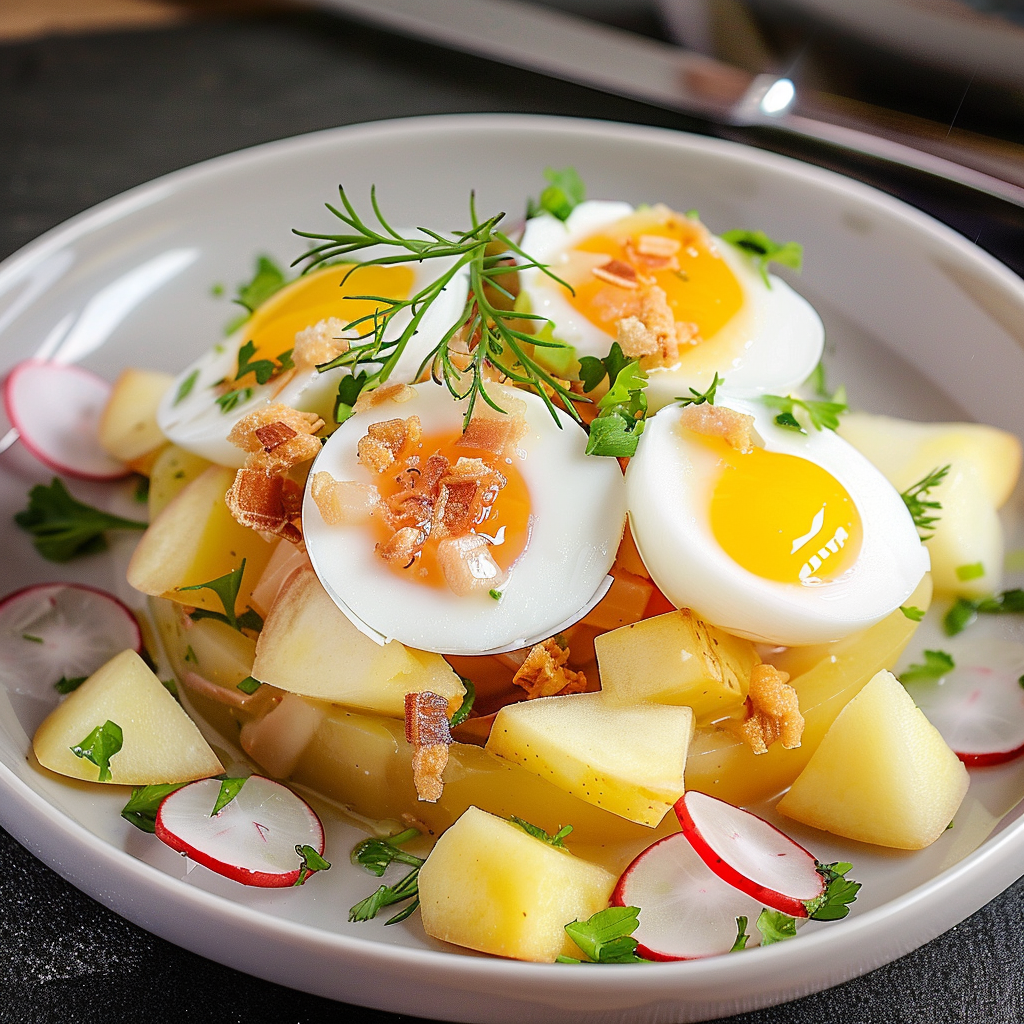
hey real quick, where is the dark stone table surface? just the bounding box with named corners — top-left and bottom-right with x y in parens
top-left (2, 8), bottom-right (1024, 1023)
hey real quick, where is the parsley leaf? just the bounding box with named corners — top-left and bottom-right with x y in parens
top-left (178, 560), bottom-right (260, 633)
top-left (333, 369), bottom-right (371, 425)
top-left (527, 166), bottom-right (586, 222)
top-left (805, 861), bottom-right (861, 920)
top-left (675, 371), bottom-right (722, 409)
top-left (756, 908), bottom-right (798, 945)
top-left (15, 479), bottom-right (147, 562)
top-left (957, 561), bottom-right (985, 582)
top-left (944, 589), bottom-right (1024, 636)
top-left (226, 255), bottom-right (288, 334)
top-left (806, 360), bottom-right (829, 398)
top-left (70, 720), bottom-right (123, 782)
top-left (211, 777), bottom-right (247, 816)
top-left (900, 649), bottom-right (955, 684)
top-left (295, 844), bottom-right (331, 886)
top-left (900, 605), bottom-right (925, 622)
top-left (121, 782), bottom-right (187, 832)
top-left (730, 916), bottom-right (750, 952)
top-left (215, 387), bottom-right (253, 414)
top-left (585, 360), bottom-right (649, 457)
top-left (558, 906), bottom-right (651, 964)
top-left (761, 392), bottom-right (847, 432)
top-left (54, 675), bottom-right (87, 694)
top-left (236, 675), bottom-right (262, 695)
top-left (351, 828), bottom-right (424, 876)
top-left (174, 369), bottom-right (199, 406)
top-left (509, 816), bottom-right (573, 848)
top-left (577, 342), bottom-right (630, 395)
top-left (449, 679), bottom-right (476, 728)
top-left (720, 229), bottom-right (803, 287)
top-left (349, 867), bottom-right (421, 924)
top-left (235, 340), bottom-right (280, 386)
top-left (900, 465), bottom-right (950, 540)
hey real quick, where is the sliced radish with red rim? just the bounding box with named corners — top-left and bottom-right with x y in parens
top-left (0, 583), bottom-right (141, 700)
top-left (675, 792), bottom-right (824, 917)
top-left (612, 832), bottom-right (765, 960)
top-left (3, 360), bottom-right (128, 480)
top-left (155, 775), bottom-right (325, 887)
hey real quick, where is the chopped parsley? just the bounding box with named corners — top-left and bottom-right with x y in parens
top-left (21, 633), bottom-right (43, 643)
top-left (805, 861), bottom-right (861, 920)
top-left (234, 339), bottom-right (293, 386)
top-left (174, 369), bottom-right (199, 406)
top-left (805, 359), bottom-right (830, 398)
top-left (351, 828), bottom-right (425, 876)
top-left (54, 675), bottom-right (87, 694)
top-left (720, 229), bottom-right (803, 288)
top-left (675, 372), bottom-right (722, 409)
top-left (761, 390), bottom-right (847, 433)
top-left (215, 387), bottom-right (253, 414)
top-left (730, 916), bottom-right (750, 952)
top-left (557, 906), bottom-right (651, 964)
top-left (578, 341), bottom-right (630, 395)
top-left (333, 369), bottom-right (371, 425)
top-left (900, 465), bottom-right (949, 539)
top-left (295, 844), bottom-right (331, 886)
top-left (236, 675), bottom-right (262, 695)
top-left (509, 816), bottom-right (573, 848)
top-left (943, 588), bottom-right (1024, 636)
top-left (449, 679), bottom-right (476, 728)
top-left (900, 649), bottom-right (955, 684)
top-left (121, 782), bottom-right (187, 832)
top-left (349, 829), bottom-right (424, 924)
top-left (224, 255), bottom-right (289, 335)
top-left (585, 359), bottom-right (649, 458)
top-left (70, 720), bottom-right (123, 782)
top-left (956, 561), bottom-right (985, 582)
top-left (527, 166), bottom-right (586, 222)
top-left (178, 560), bottom-right (263, 633)
top-left (756, 908), bottom-right (798, 945)
top-left (900, 605), bottom-right (925, 622)
top-left (211, 777), bottom-right (247, 816)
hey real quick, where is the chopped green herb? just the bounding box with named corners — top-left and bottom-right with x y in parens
top-left (449, 679), bottom-right (476, 728)
top-left (55, 675), bottom-right (87, 694)
top-left (900, 605), bottom-right (925, 622)
top-left (215, 387), bottom-right (253, 414)
top-left (236, 675), bottom-right (262, 695)
top-left (211, 283), bottom-right (225, 297)
top-left (806, 360), bottom-right (830, 398)
top-left (586, 360), bottom-right (649, 458)
top-left (675, 372), bottom-right (723, 409)
top-left (21, 633), bottom-right (43, 643)
top-left (333, 369), bottom-right (370, 425)
top-left (121, 782), bottom-right (187, 832)
top-left (174, 369), bottom-right (199, 406)
top-left (179, 560), bottom-right (260, 633)
top-left (509, 816), bottom-right (573, 848)
top-left (721, 229), bottom-right (803, 288)
top-left (774, 410), bottom-right (803, 431)
top-left (235, 339), bottom-right (293, 386)
top-left (161, 678), bottom-right (179, 699)
top-left (756, 908), bottom-right (798, 945)
top-left (956, 561), bottom-right (985, 582)
top-left (900, 465), bottom-right (949, 539)
top-left (211, 777), bottom-right (247, 816)
top-left (685, 208), bottom-right (699, 219)
top-left (295, 844), bottom-right (331, 886)
top-left (1018, 675), bottom-right (1024, 689)
top-left (349, 867), bottom-right (420, 924)
top-left (70, 720), bottom-right (123, 782)
top-left (900, 649), bottom-right (954, 684)
top-left (488, 588), bottom-right (501, 601)
top-left (225, 255), bottom-right (288, 335)
top-left (557, 906), bottom-right (651, 964)
top-left (805, 861), bottom-right (861, 921)
top-left (943, 588), bottom-right (1024, 636)
top-left (133, 475), bottom-right (150, 504)
top-left (578, 341), bottom-right (630, 395)
top-left (184, 645), bottom-right (197, 665)
top-left (943, 599), bottom-right (978, 636)
top-left (351, 828), bottom-right (424, 876)
top-left (730, 916), bottom-right (750, 952)
top-left (761, 391), bottom-right (847, 432)
top-left (527, 166), bottom-right (586, 222)
top-left (15, 478), bottom-right (146, 562)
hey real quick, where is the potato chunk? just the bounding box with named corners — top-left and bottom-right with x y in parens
top-left (98, 368), bottom-right (173, 462)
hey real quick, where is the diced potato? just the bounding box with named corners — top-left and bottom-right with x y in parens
top-left (486, 692), bottom-right (693, 826)
top-left (596, 609), bottom-right (755, 722)
top-left (241, 693), bottom-right (326, 778)
top-left (98, 368), bottom-right (174, 462)
top-left (249, 541), bottom-right (310, 617)
top-left (33, 649), bottom-right (222, 784)
top-left (251, 567), bottom-right (464, 717)
top-left (685, 574), bottom-right (932, 806)
top-left (127, 465), bottom-right (277, 614)
top-left (777, 669), bottom-right (969, 849)
top-left (418, 807), bottom-right (615, 962)
top-left (148, 444), bottom-right (212, 518)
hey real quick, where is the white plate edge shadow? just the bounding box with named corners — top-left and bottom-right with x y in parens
top-left (1, 113), bottom-right (1024, 1023)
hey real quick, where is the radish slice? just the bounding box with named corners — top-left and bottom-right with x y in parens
top-left (612, 832), bottom-right (765, 960)
top-left (3, 360), bottom-right (128, 480)
top-left (155, 775), bottom-right (325, 887)
top-left (0, 583), bottom-right (142, 700)
top-left (905, 637), bottom-right (1024, 767)
top-left (675, 792), bottom-right (824, 917)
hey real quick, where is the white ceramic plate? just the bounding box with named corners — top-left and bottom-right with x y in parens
top-left (2, 114), bottom-right (1024, 1024)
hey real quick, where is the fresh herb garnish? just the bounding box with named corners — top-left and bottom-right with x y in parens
top-left (900, 649), bottom-right (955, 684)
top-left (557, 906), bottom-right (651, 964)
top-left (162, 678), bottom-right (179, 700)
top-left (488, 588), bottom-right (501, 601)
top-left (234, 339), bottom-right (293, 386)
top-left (121, 782), bottom-right (187, 832)
top-left (351, 828), bottom-right (425, 876)
top-left (900, 605), bottom-right (925, 622)
top-left (332, 368), bottom-right (370, 425)
top-left (720, 229), bottom-right (803, 288)
top-left (675, 371), bottom-right (723, 409)
top-left (900, 465), bottom-right (949, 540)
top-left (294, 187), bottom-right (581, 431)
top-left (236, 675), bottom-right (262, 695)
top-left (449, 679), bottom-right (476, 728)
top-left (54, 675), bottom-right (87, 694)
top-left (806, 360), bottom-right (830, 398)
top-left (174, 369), bottom-right (199, 406)
top-left (15, 478), bottom-right (147, 562)
top-left (349, 829), bottom-right (424, 924)
top-left (756, 908), bottom-right (798, 945)
top-left (178, 560), bottom-right (262, 633)
top-left (805, 861), bottom-right (861, 920)
top-left (211, 777), bottom-right (247, 816)
top-left (956, 562), bottom-right (985, 582)
top-left (133, 475), bottom-right (150, 504)
top-left (224, 255), bottom-right (288, 335)
top-left (578, 341), bottom-right (630, 395)
top-left (585, 360), bottom-right (648, 457)
top-left (730, 916), bottom-right (750, 952)
top-left (215, 387), bottom-right (253, 414)
top-left (184, 645), bottom-right (197, 665)
top-left (295, 844), bottom-right (331, 886)
top-left (22, 633), bottom-right (43, 643)
top-left (526, 166), bottom-right (586, 222)
top-left (943, 588), bottom-right (1024, 636)
top-left (509, 816), bottom-right (573, 848)
top-left (70, 720), bottom-right (123, 782)
top-left (761, 390), bottom-right (847, 433)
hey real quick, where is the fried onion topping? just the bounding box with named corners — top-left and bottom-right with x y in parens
top-left (678, 402), bottom-right (756, 453)
top-left (404, 690), bottom-right (453, 802)
top-left (724, 664), bottom-right (804, 755)
top-left (512, 638), bottom-right (589, 699)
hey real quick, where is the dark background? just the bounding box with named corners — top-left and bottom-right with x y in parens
top-left (2, 5), bottom-right (1024, 1022)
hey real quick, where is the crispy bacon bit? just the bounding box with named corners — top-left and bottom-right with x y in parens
top-left (310, 472), bottom-right (381, 526)
top-left (293, 317), bottom-right (348, 367)
top-left (615, 285), bottom-right (680, 366)
top-left (636, 234), bottom-right (681, 258)
top-left (352, 382), bottom-right (416, 414)
top-left (377, 526), bottom-right (426, 567)
top-left (512, 638), bottom-right (589, 699)
top-left (678, 403), bottom-right (756, 453)
top-left (430, 457), bottom-right (503, 540)
top-left (436, 534), bottom-right (507, 596)
top-left (357, 415), bottom-right (422, 473)
top-left (675, 320), bottom-right (701, 347)
top-left (725, 664), bottom-right (804, 755)
top-left (593, 259), bottom-right (639, 290)
top-left (225, 469), bottom-right (303, 542)
top-left (404, 691), bottom-right (453, 802)
top-left (227, 403), bottom-right (324, 473)
top-left (254, 420), bottom-right (297, 452)
top-left (457, 401), bottom-right (528, 458)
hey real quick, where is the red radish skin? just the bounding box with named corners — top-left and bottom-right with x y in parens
top-left (3, 360), bottom-right (128, 480)
top-left (155, 776), bottom-right (325, 888)
top-left (0, 583), bottom-right (142, 700)
top-left (675, 792), bottom-right (824, 918)
top-left (612, 832), bottom-right (764, 960)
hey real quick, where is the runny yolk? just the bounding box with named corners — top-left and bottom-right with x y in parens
top-left (373, 430), bottom-right (533, 588)
top-left (701, 435), bottom-right (863, 585)
top-left (566, 212), bottom-right (744, 342)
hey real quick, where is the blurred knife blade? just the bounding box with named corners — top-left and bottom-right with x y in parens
top-left (302, 0), bottom-right (1024, 209)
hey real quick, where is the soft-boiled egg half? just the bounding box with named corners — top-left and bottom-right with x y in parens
top-left (302, 382), bottom-right (627, 655)
top-left (517, 201), bottom-right (824, 410)
top-left (627, 396), bottom-right (929, 646)
top-left (158, 259), bottom-right (468, 467)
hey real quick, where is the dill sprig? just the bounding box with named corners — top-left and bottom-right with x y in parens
top-left (293, 187), bottom-right (582, 428)
top-left (900, 465), bottom-right (950, 539)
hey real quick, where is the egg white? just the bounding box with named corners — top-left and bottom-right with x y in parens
top-left (303, 382), bottom-right (628, 655)
top-left (626, 396), bottom-right (930, 646)
top-left (157, 257), bottom-right (469, 467)
top-left (517, 201), bottom-right (824, 412)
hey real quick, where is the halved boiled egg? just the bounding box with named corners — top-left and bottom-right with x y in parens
top-left (302, 382), bottom-right (627, 654)
top-left (517, 201), bottom-right (823, 410)
top-left (158, 259), bottom-right (468, 467)
top-left (626, 396), bottom-right (929, 646)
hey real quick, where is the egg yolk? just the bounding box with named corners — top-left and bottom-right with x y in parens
top-left (373, 430), bottom-right (532, 588)
top-left (236, 263), bottom-right (415, 381)
top-left (703, 437), bottom-right (863, 584)
top-left (564, 210), bottom-right (744, 342)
